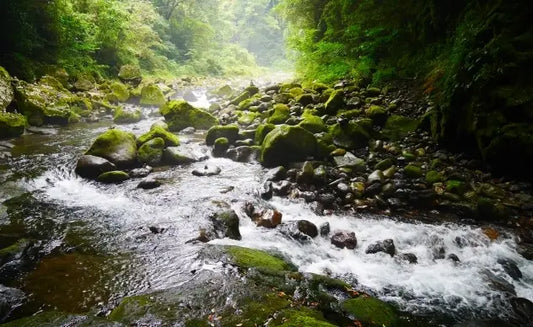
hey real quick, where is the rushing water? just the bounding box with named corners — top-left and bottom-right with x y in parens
top-left (0, 81), bottom-right (532, 324)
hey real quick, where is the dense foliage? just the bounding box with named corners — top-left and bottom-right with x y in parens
top-left (278, 0), bottom-right (533, 178)
top-left (0, 0), bottom-right (286, 80)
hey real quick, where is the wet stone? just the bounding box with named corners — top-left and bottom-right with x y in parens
top-left (497, 259), bottom-right (522, 280)
top-left (331, 230), bottom-right (357, 249)
top-left (129, 166), bottom-right (153, 178)
top-left (192, 165), bottom-right (221, 177)
top-left (319, 222), bottom-right (330, 237)
top-left (260, 181), bottom-right (273, 200)
top-left (137, 178), bottom-right (161, 190)
top-left (447, 254), bottom-right (460, 262)
top-left (265, 166), bottom-right (286, 182)
top-left (398, 253), bottom-right (418, 264)
top-left (365, 239), bottom-right (396, 257)
top-left (273, 181), bottom-right (292, 196)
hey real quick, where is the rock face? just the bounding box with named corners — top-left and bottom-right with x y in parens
top-left (75, 155), bottom-right (116, 179)
top-left (160, 100), bottom-right (218, 132)
top-left (260, 125), bottom-right (317, 167)
top-left (0, 66), bottom-right (14, 111)
top-left (0, 112), bottom-right (25, 139)
top-left (85, 129), bottom-right (137, 168)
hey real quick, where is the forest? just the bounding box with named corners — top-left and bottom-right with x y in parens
top-left (0, 0), bottom-right (532, 326)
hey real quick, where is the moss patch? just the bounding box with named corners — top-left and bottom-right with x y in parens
top-left (160, 100), bottom-right (218, 131)
top-left (276, 308), bottom-right (337, 327)
top-left (140, 84), bottom-right (165, 106)
top-left (137, 137), bottom-right (165, 165)
top-left (342, 296), bottom-right (398, 327)
top-left (206, 124), bottom-right (239, 145)
top-left (85, 129), bottom-right (137, 167)
top-left (0, 112), bottom-right (26, 138)
top-left (225, 246), bottom-right (293, 272)
top-left (97, 170), bottom-right (130, 184)
top-left (268, 104), bottom-right (290, 124)
top-left (137, 126), bottom-right (179, 147)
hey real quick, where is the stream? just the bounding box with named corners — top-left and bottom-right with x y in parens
top-left (0, 79), bottom-right (532, 325)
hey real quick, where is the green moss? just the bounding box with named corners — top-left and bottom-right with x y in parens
top-left (280, 83), bottom-right (301, 93)
top-left (325, 90), bottom-right (344, 115)
top-left (225, 246), bottom-right (293, 272)
top-left (276, 308), bottom-right (336, 327)
top-left (97, 170), bottom-right (130, 184)
top-left (0, 112), bottom-right (26, 138)
top-left (85, 129), bottom-right (137, 167)
top-left (237, 111), bottom-right (261, 125)
top-left (137, 126), bottom-right (179, 147)
top-left (446, 180), bottom-right (467, 195)
top-left (206, 124), bottom-right (239, 145)
top-left (110, 82), bottom-right (130, 102)
top-left (0, 238), bottom-right (29, 263)
top-left (108, 295), bottom-right (153, 322)
top-left (118, 64), bottom-right (142, 84)
top-left (0, 311), bottom-right (113, 327)
top-left (404, 164), bottom-right (423, 178)
top-left (375, 158), bottom-right (393, 171)
top-left (255, 123), bottom-right (276, 145)
top-left (289, 87), bottom-right (304, 97)
top-left (329, 122), bottom-right (370, 150)
top-left (268, 104), bottom-right (290, 124)
top-left (113, 107), bottom-right (142, 124)
top-left (382, 115), bottom-right (419, 140)
top-left (160, 100), bottom-right (218, 131)
top-left (299, 114), bottom-right (326, 133)
top-left (140, 84), bottom-right (165, 106)
top-left (342, 296), bottom-right (398, 327)
top-left (338, 109), bottom-right (362, 120)
top-left (366, 105), bottom-right (388, 125)
top-left (425, 170), bottom-right (443, 184)
top-left (219, 293), bottom-right (291, 327)
top-left (230, 90), bottom-right (250, 106)
top-left (137, 137), bottom-right (165, 165)
top-left (213, 137), bottom-right (230, 157)
top-left (238, 98), bottom-right (256, 111)
top-left (0, 65), bottom-right (13, 111)
top-left (261, 125), bottom-right (318, 167)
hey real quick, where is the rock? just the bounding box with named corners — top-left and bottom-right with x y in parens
top-left (381, 115), bottom-right (419, 140)
top-left (260, 181), bottom-right (273, 200)
top-left (212, 137), bottom-right (229, 157)
top-left (374, 158), bottom-right (393, 171)
top-left (229, 90), bottom-right (251, 106)
top-left (254, 123), bottom-right (276, 145)
top-left (510, 297), bottom-right (533, 326)
top-left (279, 220), bottom-right (318, 243)
top-left (85, 129), bottom-right (137, 168)
top-left (160, 100), bottom-right (218, 132)
top-left (482, 269), bottom-right (516, 296)
top-left (109, 82), bottom-right (129, 102)
top-left (404, 164), bottom-right (423, 178)
top-left (226, 146), bottom-right (260, 162)
top-left (260, 125), bottom-right (317, 167)
top-left (398, 253), bottom-right (418, 264)
top-left (149, 226), bottom-right (165, 234)
top-left (296, 94), bottom-right (314, 106)
top-left (319, 222), bottom-right (330, 237)
top-left (367, 170), bottom-right (385, 184)
top-left (113, 107), bottom-right (142, 124)
top-left (325, 90), bottom-right (344, 115)
top-left (447, 254), bottom-right (460, 262)
top-left (330, 121), bottom-right (370, 150)
top-left (73, 76), bottom-right (94, 91)
top-left (298, 114), bottom-right (327, 133)
top-left (365, 239), bottom-right (396, 256)
top-left (365, 87), bottom-right (381, 97)
top-left (137, 137), bottom-right (165, 165)
top-left (497, 259), bottom-right (522, 280)
top-left (331, 230), bottom-right (357, 249)
top-left (0, 285), bottom-right (25, 322)
top-left (268, 104), bottom-right (290, 124)
top-left (296, 220), bottom-right (318, 238)
top-left (210, 210), bottom-right (241, 240)
top-left (192, 165), bottom-right (221, 177)
top-left (249, 209), bottom-right (282, 228)
top-left (140, 84), bottom-right (166, 106)
top-left (163, 147), bottom-right (201, 165)
top-left (213, 85), bottom-right (234, 98)
top-left (425, 170), bottom-right (443, 184)
top-left (366, 105), bottom-right (388, 125)
top-left (273, 180), bottom-right (292, 196)
top-left (97, 170), bottom-right (130, 184)
top-left (0, 112), bottom-right (26, 139)
top-left (265, 166), bottom-right (286, 182)
top-left (75, 155), bottom-right (116, 179)
top-left (0, 67), bottom-right (14, 111)
top-left (137, 178), bottom-right (161, 189)
top-left (129, 166), bottom-right (153, 178)
top-left (118, 64), bottom-right (142, 85)
top-left (342, 296), bottom-right (398, 327)
top-left (137, 126), bottom-right (179, 148)
top-left (206, 124), bottom-right (239, 145)
top-left (333, 152), bottom-right (365, 170)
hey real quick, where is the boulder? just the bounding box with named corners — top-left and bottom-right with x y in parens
top-left (213, 137), bottom-right (229, 157)
top-left (206, 124), bottom-right (239, 145)
top-left (333, 152), bottom-right (365, 170)
top-left (260, 125), bottom-right (317, 167)
top-left (365, 105), bottom-right (388, 125)
top-left (267, 104), bottom-right (290, 124)
top-left (254, 209), bottom-right (282, 228)
top-left (0, 285), bottom-right (25, 322)
top-left (113, 107), bottom-right (142, 124)
top-left (0, 112), bottom-right (25, 139)
top-left (75, 155), bottom-right (116, 179)
top-left (365, 239), bottom-right (396, 256)
top-left (254, 123), bottom-right (275, 145)
top-left (118, 64), bottom-right (142, 85)
top-left (342, 296), bottom-right (398, 327)
top-left (109, 82), bottom-right (129, 102)
top-left (331, 230), bottom-right (357, 249)
top-left (137, 178), bottom-right (161, 190)
top-left (137, 126), bottom-right (179, 147)
top-left (162, 147), bottom-right (201, 165)
top-left (73, 75), bottom-right (94, 91)
top-left (0, 66), bottom-right (14, 111)
top-left (97, 170), bottom-right (130, 184)
top-left (279, 220), bottom-right (318, 243)
top-left (298, 114), bottom-right (327, 133)
top-left (140, 84), bottom-right (165, 106)
top-left (85, 129), bottom-right (137, 168)
top-left (210, 210), bottom-right (241, 240)
top-left (137, 137), bottom-right (165, 165)
top-left (325, 90), bottom-right (344, 114)
top-left (160, 100), bottom-right (218, 132)
top-left (329, 121), bottom-right (370, 150)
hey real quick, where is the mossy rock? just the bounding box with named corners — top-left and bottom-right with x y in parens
top-left (118, 64), bottom-right (142, 85)
top-left (366, 105), bottom-right (388, 125)
top-left (137, 137), bottom-right (165, 165)
top-left (213, 84), bottom-right (234, 98)
top-left (108, 294), bottom-right (154, 323)
top-left (329, 122), bottom-right (370, 150)
top-left (309, 82), bottom-right (329, 93)
top-left (109, 82), bottom-right (130, 102)
top-left (140, 84), bottom-right (165, 106)
top-left (73, 75), bottom-right (95, 91)
top-left (85, 129), bottom-right (137, 167)
top-left (296, 93), bottom-right (315, 106)
top-left (273, 93), bottom-right (293, 104)
top-left (210, 210), bottom-right (241, 240)
top-left (289, 87), bottom-right (304, 97)
top-left (404, 164), bottom-right (423, 178)
top-left (276, 308), bottom-right (337, 327)
top-left (225, 246), bottom-right (294, 272)
top-left (0, 112), bottom-right (26, 138)
top-left (325, 90), bottom-right (345, 115)
top-left (374, 158), bottom-right (393, 171)
top-left (261, 125), bottom-right (318, 167)
top-left (213, 137), bottom-right (230, 157)
top-left (279, 83), bottom-right (301, 93)
top-left (298, 113), bottom-right (326, 133)
top-left (446, 180), bottom-right (467, 195)
top-left (97, 170), bottom-right (130, 184)
top-left (425, 170), bottom-right (443, 184)
top-left (219, 293), bottom-right (291, 326)
top-left (0, 66), bottom-right (14, 111)
top-left (230, 90), bottom-right (251, 106)
top-left (113, 107), bottom-right (142, 124)
top-left (237, 111), bottom-right (261, 126)
top-left (342, 296), bottom-right (398, 327)
top-left (160, 100), bottom-right (218, 132)
top-left (137, 126), bottom-right (179, 147)
top-left (255, 123), bottom-right (276, 145)
top-left (382, 115), bottom-right (420, 140)
top-left (206, 124), bottom-right (239, 145)
top-left (268, 104), bottom-right (290, 124)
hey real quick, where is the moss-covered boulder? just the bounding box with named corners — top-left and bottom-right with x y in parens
top-left (404, 164), bottom-right (423, 178)
top-left (381, 115), bottom-right (420, 140)
top-left (325, 90), bottom-right (345, 114)
top-left (140, 84), bottom-right (165, 106)
top-left (342, 296), bottom-right (398, 327)
top-left (137, 126), bottom-right (179, 147)
top-left (255, 123), bottom-right (276, 145)
top-left (109, 82), bottom-right (130, 102)
top-left (225, 246), bottom-right (294, 272)
top-left (113, 107), bottom-right (142, 124)
top-left (162, 147), bottom-right (198, 165)
top-left (73, 75), bottom-right (95, 92)
top-left (237, 111), bottom-right (261, 125)
top-left (277, 308), bottom-right (337, 327)
top-left (160, 100), bottom-right (218, 132)
top-left (118, 64), bottom-right (142, 85)
top-left (0, 112), bottom-right (25, 138)
top-left (299, 113), bottom-right (327, 133)
top-left (329, 121), bottom-right (370, 150)
top-left (296, 93), bottom-right (315, 106)
top-left (206, 124), bottom-right (239, 145)
top-left (97, 170), bottom-right (130, 184)
top-left (137, 137), bottom-right (165, 165)
top-left (210, 210), bottom-right (241, 240)
top-left (230, 90), bottom-right (251, 106)
top-left (85, 129), bottom-right (137, 168)
top-left (366, 105), bottom-right (388, 125)
top-left (268, 104), bottom-right (290, 124)
top-left (261, 125), bottom-right (318, 167)
top-left (0, 66), bottom-right (14, 111)
top-left (213, 137), bottom-right (230, 157)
